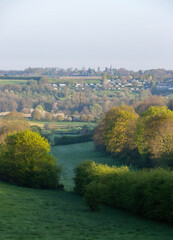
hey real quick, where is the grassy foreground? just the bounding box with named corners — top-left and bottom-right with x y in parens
top-left (51, 142), bottom-right (117, 191)
top-left (0, 182), bottom-right (173, 240)
top-left (0, 141), bottom-right (173, 239)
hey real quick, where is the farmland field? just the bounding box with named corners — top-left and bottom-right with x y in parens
top-left (0, 79), bottom-right (27, 85)
top-left (29, 120), bottom-right (95, 128)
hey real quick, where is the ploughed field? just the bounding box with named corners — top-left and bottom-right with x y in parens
top-left (0, 141), bottom-right (173, 240)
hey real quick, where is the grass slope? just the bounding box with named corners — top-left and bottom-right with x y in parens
top-left (1, 141), bottom-right (173, 239)
top-left (0, 182), bottom-right (173, 240)
top-left (51, 142), bottom-right (117, 191)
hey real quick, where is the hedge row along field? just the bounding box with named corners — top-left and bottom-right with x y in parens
top-left (54, 134), bottom-right (93, 145)
top-left (74, 160), bottom-right (173, 224)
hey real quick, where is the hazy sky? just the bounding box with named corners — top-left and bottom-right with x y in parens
top-left (0, 0), bottom-right (173, 70)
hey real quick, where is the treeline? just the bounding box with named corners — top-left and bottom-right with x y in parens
top-left (54, 134), bottom-right (93, 146)
top-left (94, 104), bottom-right (173, 169)
top-left (0, 76), bottom-right (41, 81)
top-left (1, 67), bottom-right (173, 80)
top-left (74, 161), bottom-right (173, 224)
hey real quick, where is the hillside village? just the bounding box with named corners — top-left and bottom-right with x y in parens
top-left (49, 77), bottom-right (152, 93)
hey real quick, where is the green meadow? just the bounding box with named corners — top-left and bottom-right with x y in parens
top-left (0, 79), bottom-right (27, 85)
top-left (0, 141), bottom-right (173, 239)
top-left (1, 182), bottom-right (173, 240)
top-left (51, 142), bottom-right (116, 191)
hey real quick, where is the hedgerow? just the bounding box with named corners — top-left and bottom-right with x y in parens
top-left (75, 160), bottom-right (173, 224)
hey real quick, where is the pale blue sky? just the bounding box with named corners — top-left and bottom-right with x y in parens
top-left (0, 0), bottom-right (173, 70)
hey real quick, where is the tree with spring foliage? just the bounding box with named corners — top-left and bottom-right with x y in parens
top-left (0, 130), bottom-right (61, 189)
top-left (135, 106), bottom-right (173, 161)
top-left (94, 105), bottom-right (138, 154)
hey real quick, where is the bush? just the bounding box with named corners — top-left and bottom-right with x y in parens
top-left (0, 130), bottom-right (62, 189)
top-left (84, 181), bottom-right (103, 211)
top-left (75, 161), bottom-right (173, 224)
top-left (74, 160), bottom-right (129, 195)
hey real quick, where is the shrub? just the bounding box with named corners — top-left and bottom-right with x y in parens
top-left (74, 160), bottom-right (129, 195)
top-left (84, 181), bottom-right (103, 211)
top-left (0, 130), bottom-right (61, 189)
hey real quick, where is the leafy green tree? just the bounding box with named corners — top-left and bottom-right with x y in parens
top-left (94, 105), bottom-right (138, 154)
top-left (135, 106), bottom-right (173, 160)
top-left (90, 104), bottom-right (102, 117)
top-left (103, 105), bottom-right (138, 154)
top-left (36, 105), bottom-right (44, 112)
top-left (0, 130), bottom-right (61, 189)
top-left (32, 109), bottom-right (42, 121)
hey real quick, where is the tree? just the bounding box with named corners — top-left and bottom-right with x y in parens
top-left (167, 99), bottom-right (173, 111)
top-left (93, 118), bottom-right (106, 151)
top-left (39, 76), bottom-right (50, 84)
top-left (102, 73), bottom-right (109, 89)
top-left (90, 104), bottom-right (102, 117)
top-left (35, 105), bottom-right (44, 112)
top-left (0, 115), bottom-right (29, 143)
top-left (0, 130), bottom-right (61, 189)
top-left (94, 105), bottom-right (138, 154)
top-left (134, 95), bottom-right (164, 114)
top-left (103, 105), bottom-right (138, 154)
top-left (44, 112), bottom-right (52, 122)
top-left (135, 106), bottom-right (173, 161)
top-left (32, 109), bottom-right (42, 121)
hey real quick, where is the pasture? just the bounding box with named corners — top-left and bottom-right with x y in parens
top-left (29, 120), bottom-right (95, 128)
top-left (51, 142), bottom-right (116, 191)
top-left (0, 182), bottom-right (173, 240)
top-left (0, 79), bottom-right (27, 85)
top-left (0, 141), bottom-right (173, 239)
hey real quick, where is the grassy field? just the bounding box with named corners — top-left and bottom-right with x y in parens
top-left (0, 182), bottom-right (173, 240)
top-left (29, 120), bottom-right (95, 128)
top-left (0, 141), bottom-right (173, 239)
top-left (51, 142), bottom-right (116, 191)
top-left (0, 79), bottom-right (27, 85)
